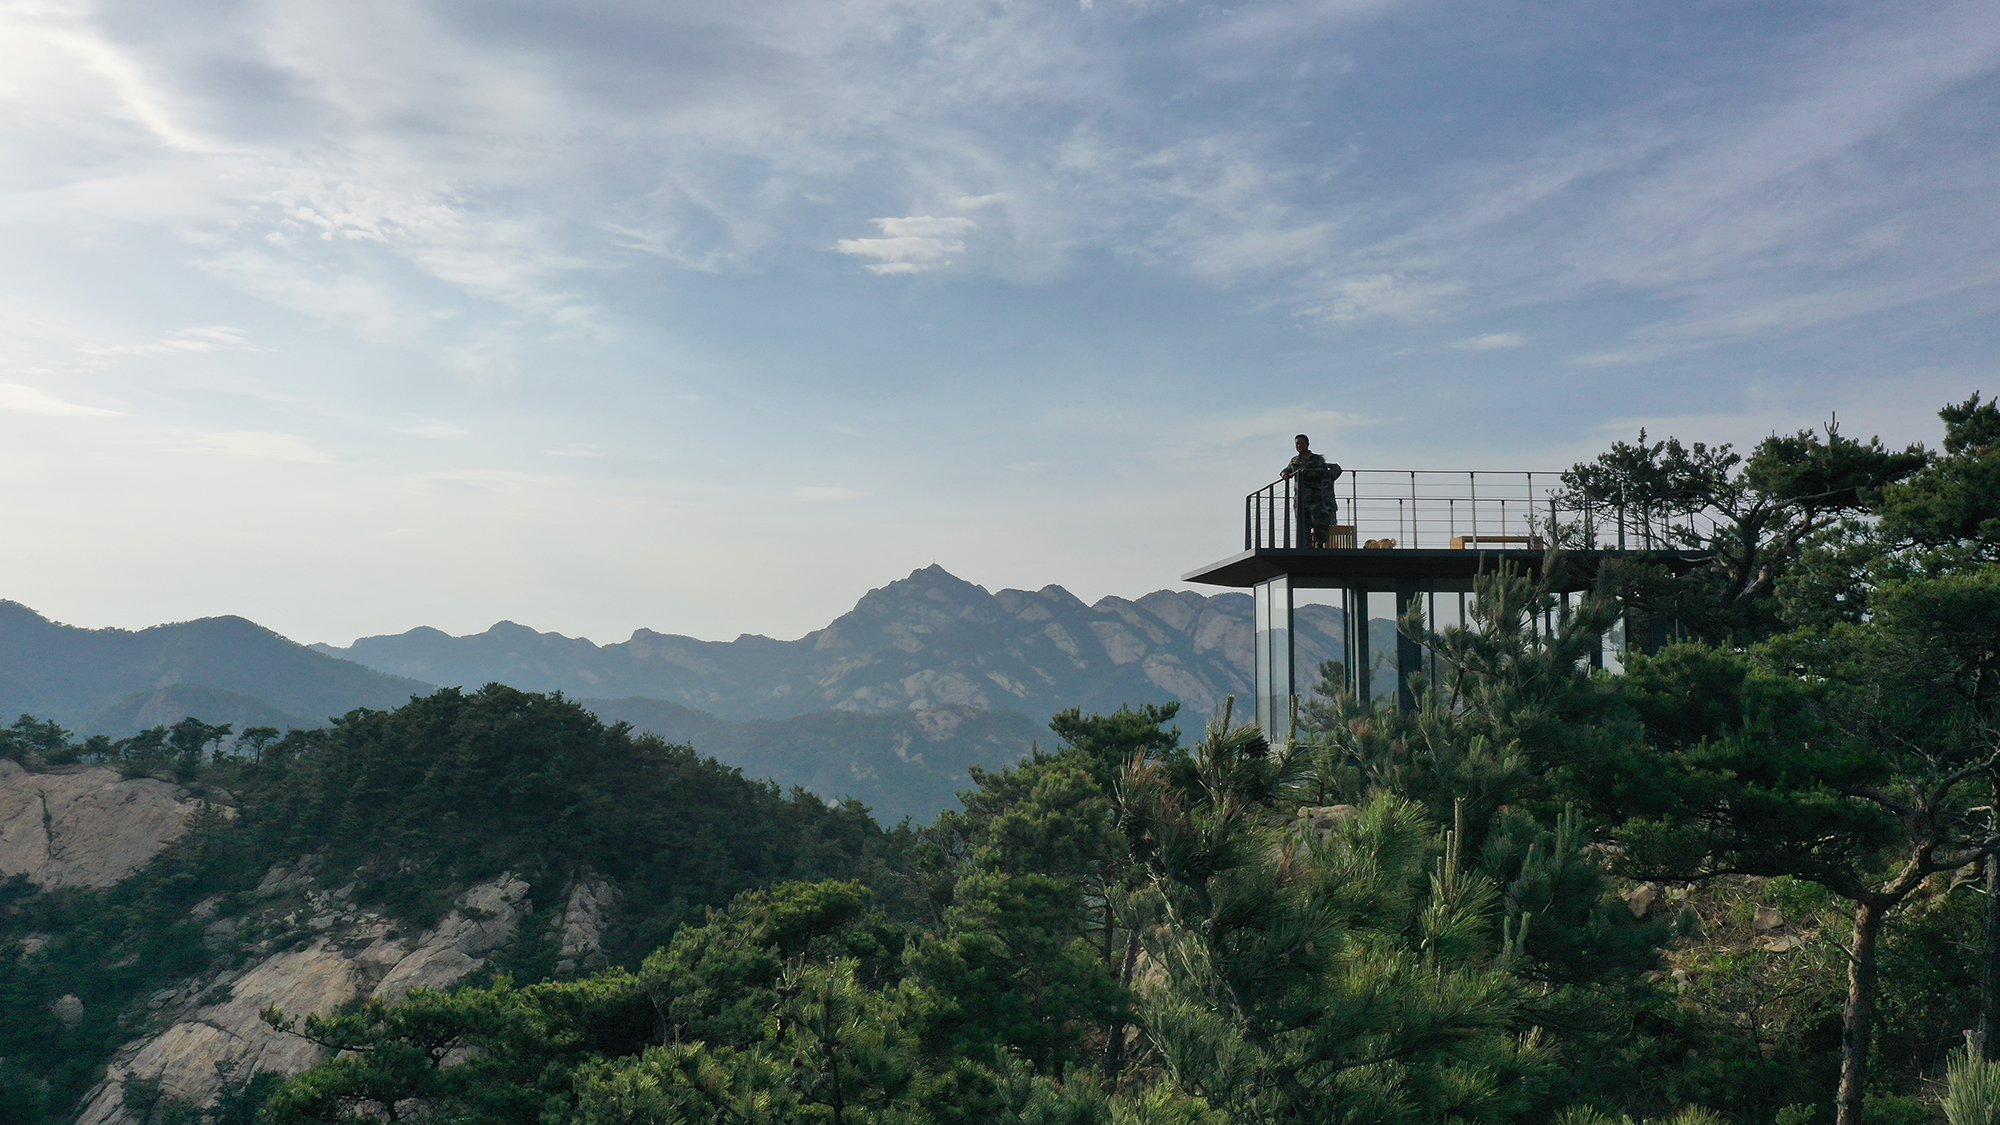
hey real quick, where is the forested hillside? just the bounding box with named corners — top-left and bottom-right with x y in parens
top-left (3, 394), bottom-right (1998, 1125)
top-left (0, 688), bottom-right (897, 1124)
top-left (579, 698), bottom-right (1044, 823)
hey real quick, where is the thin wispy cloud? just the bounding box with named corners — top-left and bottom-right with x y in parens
top-left (835, 217), bottom-right (978, 275)
top-left (178, 431), bottom-right (336, 463)
top-left (0, 383), bottom-right (124, 417)
top-left (0, 0), bottom-right (1991, 643)
top-left (1451, 333), bottom-right (1524, 351)
top-left (796, 486), bottom-right (868, 501)
top-left (76, 327), bottom-right (257, 358)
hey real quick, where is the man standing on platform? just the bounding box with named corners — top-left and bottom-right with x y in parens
top-left (1281, 434), bottom-right (1341, 547)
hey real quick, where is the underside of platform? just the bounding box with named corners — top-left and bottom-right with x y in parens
top-left (1182, 547), bottom-right (1710, 592)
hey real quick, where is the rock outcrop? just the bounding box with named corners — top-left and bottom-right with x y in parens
top-left (0, 760), bottom-right (217, 888)
top-left (74, 870), bottom-right (535, 1125)
top-left (553, 874), bottom-right (619, 976)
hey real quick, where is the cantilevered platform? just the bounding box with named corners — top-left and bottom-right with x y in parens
top-left (1189, 467), bottom-right (1715, 735)
top-left (1182, 546), bottom-right (1654, 591)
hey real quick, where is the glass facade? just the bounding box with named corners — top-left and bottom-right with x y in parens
top-left (1292, 587), bottom-right (1352, 706)
top-left (1260, 578), bottom-right (1600, 729)
top-left (1253, 574), bottom-right (1292, 745)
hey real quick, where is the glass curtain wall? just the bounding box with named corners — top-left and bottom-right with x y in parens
top-left (1290, 587), bottom-right (1351, 707)
top-left (1253, 574), bottom-right (1293, 744)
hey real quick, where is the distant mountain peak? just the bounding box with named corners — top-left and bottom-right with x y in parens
top-left (314, 569), bottom-right (1329, 725)
top-left (0, 601), bottom-right (432, 736)
top-left (485, 619), bottom-right (565, 640)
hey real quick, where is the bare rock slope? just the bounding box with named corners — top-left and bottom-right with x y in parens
top-left (72, 866), bottom-right (579, 1125)
top-left (0, 760), bottom-right (216, 888)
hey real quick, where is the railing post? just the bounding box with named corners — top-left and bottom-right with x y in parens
top-left (1409, 471), bottom-right (1418, 547)
top-left (1239, 468), bottom-right (1670, 555)
top-left (1468, 472), bottom-right (1478, 543)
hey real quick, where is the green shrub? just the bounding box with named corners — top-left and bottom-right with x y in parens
top-left (1944, 1040), bottom-right (2000, 1125)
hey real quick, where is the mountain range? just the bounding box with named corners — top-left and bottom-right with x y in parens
top-left (1, 566), bottom-right (1357, 819)
top-left (316, 564), bottom-right (1352, 722)
top-left (0, 600), bottom-right (427, 734)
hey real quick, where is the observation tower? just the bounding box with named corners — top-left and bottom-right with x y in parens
top-left (1183, 469), bottom-right (1709, 743)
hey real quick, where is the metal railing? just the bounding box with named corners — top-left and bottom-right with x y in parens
top-left (1245, 469), bottom-right (1719, 552)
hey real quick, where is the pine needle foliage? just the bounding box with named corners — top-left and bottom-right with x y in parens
top-left (1118, 709), bottom-right (1548, 1125)
top-left (1946, 1037), bottom-right (2000, 1125)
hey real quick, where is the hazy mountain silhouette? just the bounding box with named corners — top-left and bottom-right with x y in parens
top-left (319, 565), bottom-right (1353, 724)
top-left (583, 697), bottom-right (1048, 822)
top-left (0, 568), bottom-right (1369, 819)
top-left (0, 600), bottom-right (432, 735)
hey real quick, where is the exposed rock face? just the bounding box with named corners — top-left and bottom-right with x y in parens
top-left (74, 871), bottom-right (535, 1125)
top-left (372, 873), bottom-right (531, 1001)
top-left (0, 760), bottom-right (216, 888)
top-left (52, 993), bottom-right (84, 1027)
top-left (1624, 883), bottom-right (1662, 918)
top-left (1295, 804), bottom-right (1360, 844)
top-left (553, 875), bottom-right (620, 976)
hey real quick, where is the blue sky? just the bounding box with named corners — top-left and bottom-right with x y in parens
top-left (1, 0), bottom-right (1995, 646)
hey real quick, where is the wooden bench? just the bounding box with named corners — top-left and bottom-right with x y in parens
top-left (1449, 534), bottom-right (1546, 550)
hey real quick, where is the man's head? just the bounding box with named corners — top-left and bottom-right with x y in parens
top-left (1295, 434), bottom-right (1311, 454)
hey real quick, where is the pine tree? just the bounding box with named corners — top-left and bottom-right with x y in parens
top-left (1117, 710), bottom-right (1548, 1124)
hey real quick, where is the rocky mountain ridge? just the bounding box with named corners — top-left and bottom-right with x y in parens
top-left (0, 568), bottom-right (1363, 822)
top-left (321, 565), bottom-right (1353, 723)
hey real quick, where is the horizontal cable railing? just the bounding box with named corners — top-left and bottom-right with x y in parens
top-left (1245, 469), bottom-right (1720, 551)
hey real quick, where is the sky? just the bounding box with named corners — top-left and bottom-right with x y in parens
top-left (1, 0), bottom-right (1996, 647)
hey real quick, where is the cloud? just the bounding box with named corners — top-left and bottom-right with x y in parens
top-left (1292, 1), bottom-right (2000, 340)
top-left (1191, 408), bottom-right (1375, 451)
top-left (399, 422), bottom-right (471, 439)
top-left (75, 326), bottom-right (257, 358)
top-left (10, 0), bottom-right (1992, 357)
top-left (198, 249), bottom-right (445, 340)
top-left (1299, 275), bottom-right (1460, 323)
top-left (179, 431), bottom-right (336, 463)
top-left (0, 383), bottom-right (124, 417)
top-left (834, 216), bottom-right (977, 274)
top-left (1451, 333), bottom-right (1525, 351)
top-left (1566, 350), bottom-right (1642, 367)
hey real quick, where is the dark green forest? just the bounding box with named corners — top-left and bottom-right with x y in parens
top-left (6, 395), bottom-right (2000, 1125)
